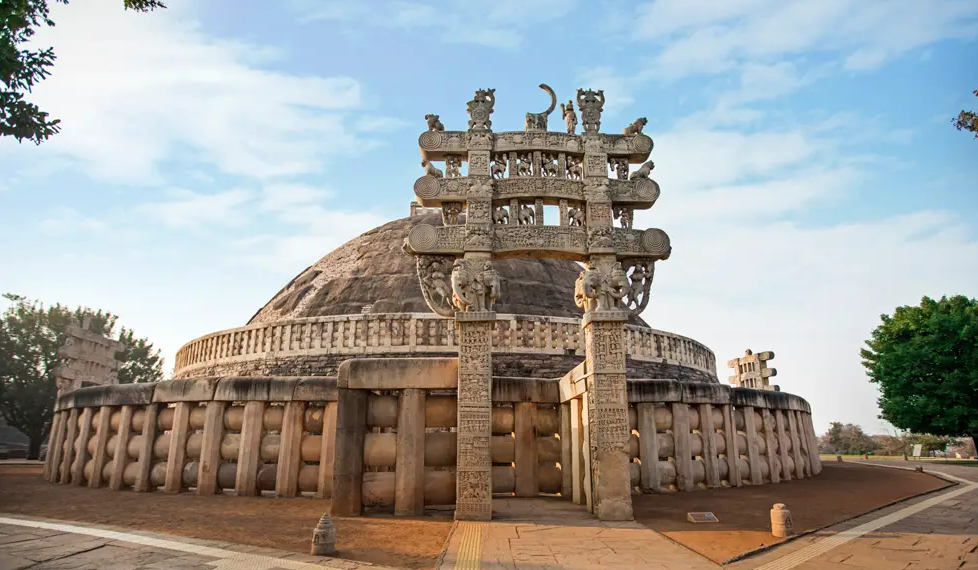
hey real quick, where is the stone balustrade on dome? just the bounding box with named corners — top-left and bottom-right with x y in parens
top-left (172, 313), bottom-right (717, 381)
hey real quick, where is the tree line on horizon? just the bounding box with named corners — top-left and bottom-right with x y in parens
top-left (818, 421), bottom-right (976, 459)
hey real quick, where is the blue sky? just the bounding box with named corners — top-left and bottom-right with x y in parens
top-left (1, 0), bottom-right (976, 435)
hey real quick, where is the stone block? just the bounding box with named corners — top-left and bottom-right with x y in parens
top-left (627, 379), bottom-right (682, 403)
top-left (337, 357), bottom-right (458, 390)
top-left (292, 377), bottom-right (338, 401)
top-left (682, 382), bottom-right (731, 404)
top-left (492, 377), bottom-right (560, 403)
top-left (153, 378), bottom-right (220, 403)
top-left (213, 377), bottom-right (299, 401)
top-left (71, 383), bottom-right (157, 408)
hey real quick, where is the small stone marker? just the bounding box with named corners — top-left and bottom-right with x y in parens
top-left (771, 503), bottom-right (793, 538)
top-left (836, 455), bottom-right (843, 462)
top-left (914, 466), bottom-right (924, 473)
top-left (686, 512), bottom-right (719, 523)
top-left (310, 512), bottom-right (336, 556)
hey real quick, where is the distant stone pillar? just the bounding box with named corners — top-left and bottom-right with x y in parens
top-left (454, 308), bottom-right (494, 521)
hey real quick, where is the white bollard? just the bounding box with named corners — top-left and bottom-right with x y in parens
top-left (771, 503), bottom-right (793, 538)
top-left (310, 512), bottom-right (336, 556)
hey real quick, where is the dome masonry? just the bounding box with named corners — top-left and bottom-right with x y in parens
top-left (247, 212), bottom-right (649, 326)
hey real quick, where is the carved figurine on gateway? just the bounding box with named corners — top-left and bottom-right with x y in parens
top-left (405, 83), bottom-right (672, 319)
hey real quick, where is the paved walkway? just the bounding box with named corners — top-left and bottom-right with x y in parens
top-left (0, 515), bottom-right (398, 570)
top-left (2, 461), bottom-right (975, 570)
top-left (730, 462), bottom-right (978, 570)
top-left (438, 497), bottom-right (718, 570)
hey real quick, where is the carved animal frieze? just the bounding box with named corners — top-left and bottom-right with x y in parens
top-left (541, 153), bottom-right (558, 177)
top-left (525, 84), bottom-right (557, 132)
top-left (517, 154), bottom-right (532, 177)
top-left (567, 157), bottom-right (583, 180)
top-left (587, 226), bottom-right (614, 249)
top-left (567, 205), bottom-right (584, 227)
top-left (422, 159), bottom-right (444, 178)
top-left (629, 160), bottom-right (654, 180)
top-left (574, 262), bottom-right (629, 313)
top-left (517, 203), bottom-right (535, 225)
top-left (493, 225), bottom-right (587, 254)
top-left (420, 131), bottom-right (653, 162)
top-left (425, 114), bottom-right (445, 132)
top-left (490, 154), bottom-right (507, 179)
top-left (450, 259), bottom-right (500, 312)
top-left (623, 117), bottom-right (647, 135)
top-left (494, 177), bottom-right (584, 202)
top-left (492, 205), bottom-right (509, 224)
top-left (465, 226), bottom-right (493, 250)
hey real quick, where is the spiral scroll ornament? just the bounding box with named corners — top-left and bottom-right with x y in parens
top-left (632, 134), bottom-right (654, 154)
top-left (641, 228), bottom-right (671, 257)
top-left (408, 224), bottom-right (439, 253)
top-left (413, 176), bottom-right (440, 200)
top-left (635, 179), bottom-right (661, 203)
top-left (419, 131), bottom-right (444, 151)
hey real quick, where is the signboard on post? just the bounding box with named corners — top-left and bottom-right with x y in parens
top-left (912, 444), bottom-right (923, 458)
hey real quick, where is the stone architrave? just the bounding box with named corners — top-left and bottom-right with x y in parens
top-left (54, 318), bottom-right (124, 394)
top-left (727, 349), bottom-right (777, 390)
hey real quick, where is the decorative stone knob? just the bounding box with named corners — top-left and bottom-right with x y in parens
top-left (310, 512), bottom-right (336, 556)
top-left (771, 503), bottom-right (793, 538)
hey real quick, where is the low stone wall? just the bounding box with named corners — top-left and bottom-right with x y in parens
top-left (171, 313), bottom-right (718, 382)
top-left (44, 373), bottom-right (821, 513)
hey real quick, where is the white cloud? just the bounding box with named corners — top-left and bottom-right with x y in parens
top-left (38, 208), bottom-right (107, 235)
top-left (136, 188), bottom-right (253, 228)
top-left (259, 184), bottom-right (335, 213)
top-left (294, 0), bottom-right (579, 48)
top-left (354, 116), bottom-right (412, 134)
top-left (5, 0), bottom-right (366, 184)
top-left (634, 0), bottom-right (978, 78)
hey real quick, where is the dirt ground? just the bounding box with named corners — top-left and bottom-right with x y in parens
top-left (0, 465), bottom-right (453, 569)
top-left (633, 461), bottom-right (953, 563)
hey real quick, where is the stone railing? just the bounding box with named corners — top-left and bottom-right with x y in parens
top-left (172, 313), bottom-right (717, 379)
top-left (44, 372), bottom-right (820, 512)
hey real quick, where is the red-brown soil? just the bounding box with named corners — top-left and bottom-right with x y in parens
top-left (0, 464), bottom-right (452, 569)
top-left (633, 461), bottom-right (953, 563)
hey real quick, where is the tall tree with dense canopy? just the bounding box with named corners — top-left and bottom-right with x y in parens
top-left (0, 294), bottom-right (164, 458)
top-left (953, 88), bottom-right (978, 140)
top-left (861, 295), bottom-right (978, 452)
top-left (1, 0), bottom-right (165, 144)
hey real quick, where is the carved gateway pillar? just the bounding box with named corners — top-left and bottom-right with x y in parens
top-left (407, 85), bottom-right (669, 521)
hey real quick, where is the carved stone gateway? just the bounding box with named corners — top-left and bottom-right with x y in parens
top-left (728, 349), bottom-right (779, 390)
top-left (53, 317), bottom-right (123, 394)
top-left (404, 85), bottom-right (671, 521)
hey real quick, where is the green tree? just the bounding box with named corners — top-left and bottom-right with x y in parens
top-left (953, 88), bottom-right (978, 140)
top-left (820, 422), bottom-right (877, 455)
top-left (861, 295), bottom-right (978, 453)
top-left (0, 293), bottom-right (164, 459)
top-left (1, 0), bottom-right (165, 145)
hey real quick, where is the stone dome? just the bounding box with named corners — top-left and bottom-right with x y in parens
top-left (248, 213), bottom-right (648, 325)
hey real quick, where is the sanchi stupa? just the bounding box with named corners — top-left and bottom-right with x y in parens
top-left (42, 84), bottom-right (822, 522)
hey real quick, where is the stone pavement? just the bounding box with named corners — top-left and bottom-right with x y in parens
top-left (438, 497), bottom-right (719, 570)
top-left (0, 515), bottom-right (399, 570)
top-left (3, 462), bottom-right (976, 570)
